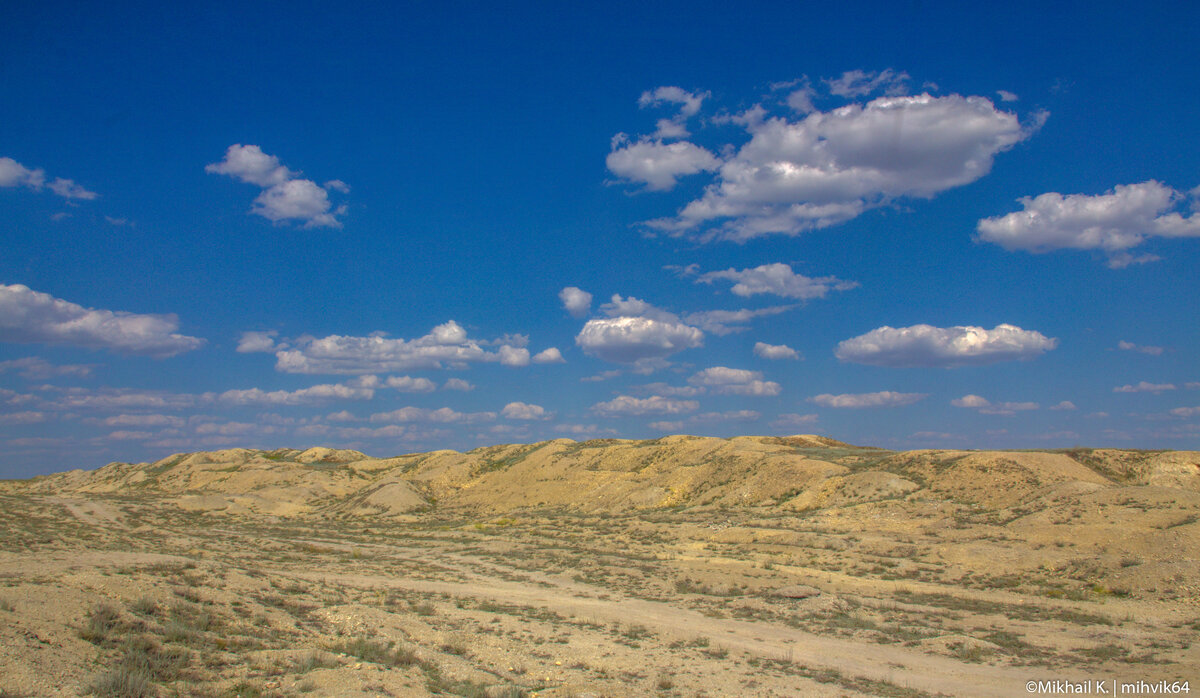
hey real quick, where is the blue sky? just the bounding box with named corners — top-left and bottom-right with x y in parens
top-left (2, 1), bottom-right (1198, 476)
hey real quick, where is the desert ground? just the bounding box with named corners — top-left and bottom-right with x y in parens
top-left (0, 435), bottom-right (1197, 697)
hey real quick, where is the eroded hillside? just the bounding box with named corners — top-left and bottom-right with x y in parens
top-left (1, 436), bottom-right (1197, 696)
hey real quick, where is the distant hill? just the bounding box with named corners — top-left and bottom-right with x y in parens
top-left (6, 436), bottom-right (1199, 519)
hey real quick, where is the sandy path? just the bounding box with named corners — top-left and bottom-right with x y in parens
top-left (42, 497), bottom-right (127, 529)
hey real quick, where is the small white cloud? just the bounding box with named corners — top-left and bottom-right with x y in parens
top-left (689, 410), bottom-right (760, 423)
top-left (0, 157), bottom-right (46, 189)
top-left (1049, 401), bottom-right (1077, 411)
top-left (835, 323), bottom-right (1057, 367)
top-left (96, 414), bottom-right (184, 428)
top-left (369, 406), bottom-right (495, 424)
top-left (498, 345), bottom-right (530, 367)
top-left (576, 302), bottom-right (703, 364)
top-left (0, 283), bottom-right (204, 357)
top-left (106, 430), bottom-right (154, 440)
top-left (580, 369), bottom-right (622, 382)
top-left (555, 423), bottom-right (618, 436)
top-left (501, 402), bottom-right (552, 420)
top-left (695, 263), bottom-right (858, 299)
top-left (629, 382), bottom-right (705, 397)
top-left (769, 413), bottom-right (819, 429)
top-left (253, 180), bottom-right (343, 228)
top-left (1117, 340), bottom-right (1164, 356)
top-left (217, 381), bottom-right (374, 405)
top-left (638, 87), bottom-right (709, 140)
top-left (952, 394), bottom-right (1039, 415)
top-left (688, 366), bottom-right (780, 396)
top-left (207, 144), bottom-right (345, 228)
top-left (0, 411), bottom-right (48, 425)
top-left (591, 395), bottom-right (700, 416)
top-left (785, 83), bottom-right (817, 114)
top-left (236, 330), bottom-right (278, 353)
top-left (385, 376), bottom-right (437, 393)
top-left (204, 144), bottom-right (293, 186)
top-left (443, 378), bottom-right (474, 391)
top-left (0, 156), bottom-right (96, 199)
top-left (559, 287), bottom-right (593, 317)
top-left (272, 321), bottom-right (527, 374)
top-left (754, 342), bottom-right (800, 360)
top-left (325, 410), bottom-right (358, 422)
top-left (809, 391), bottom-right (926, 408)
top-left (532, 347), bottom-right (565, 364)
top-left (951, 394), bottom-right (991, 408)
top-left (682, 306), bottom-right (793, 336)
top-left (977, 181), bottom-right (1200, 266)
top-left (648, 420), bottom-right (685, 431)
top-left (606, 136), bottom-right (720, 191)
top-left (44, 386), bottom-right (195, 410)
top-left (1113, 381), bottom-right (1175, 393)
top-left (997, 90), bottom-right (1019, 102)
top-left (1169, 406), bottom-right (1200, 417)
top-left (0, 356), bottom-right (93, 380)
top-left (47, 178), bottom-right (98, 200)
top-left (825, 69), bottom-right (910, 97)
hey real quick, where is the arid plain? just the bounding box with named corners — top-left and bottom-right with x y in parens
top-left (1, 435), bottom-right (1197, 697)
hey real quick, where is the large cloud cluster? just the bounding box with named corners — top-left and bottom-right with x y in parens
top-left (609, 75), bottom-right (1035, 242)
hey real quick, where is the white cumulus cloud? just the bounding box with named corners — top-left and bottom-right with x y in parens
top-left (217, 382), bottom-right (374, 406)
top-left (368, 406), bottom-right (495, 424)
top-left (385, 376), bottom-right (437, 393)
top-left (206, 144), bottom-right (346, 228)
top-left (236, 331), bottom-right (278, 353)
top-left (754, 342), bottom-right (800, 360)
top-left (606, 137), bottom-right (721, 191)
top-left (271, 321), bottom-right (529, 374)
top-left (0, 356), bottom-right (93, 379)
top-left (688, 367), bottom-right (781, 396)
top-left (694, 263), bottom-right (858, 299)
top-left (770, 413), bottom-right (819, 429)
top-left (1113, 381), bottom-right (1175, 393)
top-left (835, 323), bottom-right (1057, 367)
top-left (0, 284), bottom-right (204, 357)
top-left (443, 378), bottom-right (474, 391)
top-left (559, 287), bottom-right (593, 317)
top-left (532, 347), bottom-right (565, 364)
top-left (576, 298), bottom-right (704, 364)
top-left (1117, 340), bottom-right (1164, 356)
top-left (501, 402), bottom-right (552, 420)
top-left (809, 391), bottom-right (926, 408)
top-left (976, 181), bottom-right (1200, 267)
top-left (951, 394), bottom-right (1039, 415)
top-left (627, 88), bottom-right (1032, 242)
top-left (591, 395), bottom-right (700, 416)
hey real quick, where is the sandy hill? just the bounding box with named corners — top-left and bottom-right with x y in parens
top-left (10, 435), bottom-right (1200, 521)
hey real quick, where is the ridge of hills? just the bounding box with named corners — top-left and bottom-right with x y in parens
top-left (6, 434), bottom-right (1199, 520)
top-left (2, 435), bottom-right (1199, 696)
